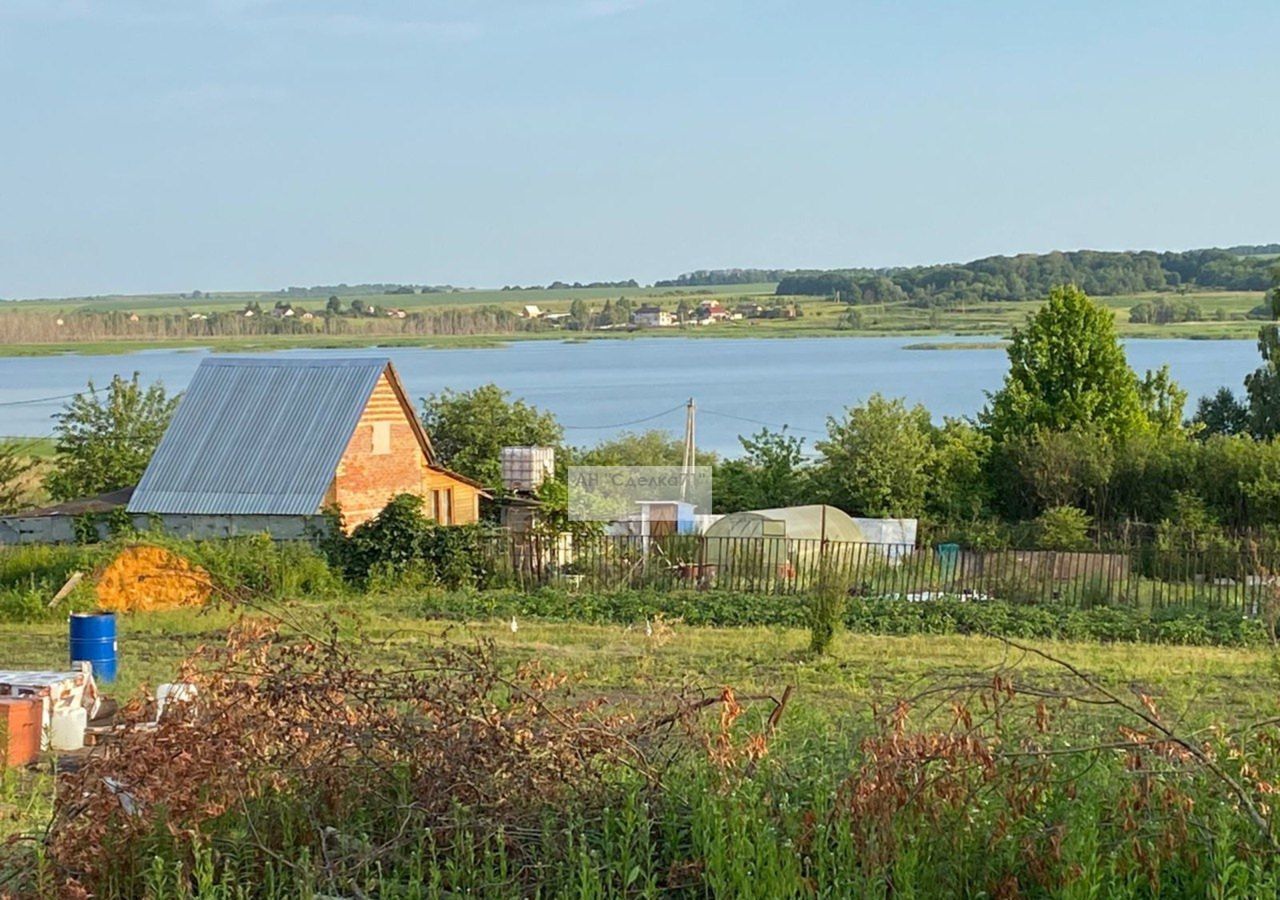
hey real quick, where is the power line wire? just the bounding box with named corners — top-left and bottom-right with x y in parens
top-left (0, 388), bottom-right (96, 408)
top-left (700, 407), bottom-right (826, 436)
top-left (561, 403), bottom-right (687, 431)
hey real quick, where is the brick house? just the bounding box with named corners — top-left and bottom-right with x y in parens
top-left (128, 357), bottom-right (485, 531)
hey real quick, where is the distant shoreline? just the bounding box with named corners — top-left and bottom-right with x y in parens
top-left (0, 326), bottom-right (1258, 358)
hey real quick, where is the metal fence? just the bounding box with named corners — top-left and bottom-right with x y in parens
top-left (477, 533), bottom-right (1280, 615)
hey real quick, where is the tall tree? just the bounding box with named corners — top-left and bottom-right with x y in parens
top-left (420, 384), bottom-right (563, 492)
top-left (982, 284), bottom-right (1147, 442)
top-left (927, 419), bottom-right (992, 522)
top-left (815, 394), bottom-right (934, 517)
top-left (45, 374), bottom-right (179, 501)
top-left (1245, 268), bottom-right (1280, 438)
top-left (568, 298), bottom-right (591, 330)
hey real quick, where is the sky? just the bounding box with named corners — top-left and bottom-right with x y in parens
top-left (0, 0), bottom-right (1277, 299)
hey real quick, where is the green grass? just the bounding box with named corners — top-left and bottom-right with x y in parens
top-left (6, 535), bottom-right (1280, 894)
top-left (0, 596), bottom-right (1273, 730)
top-left (0, 436), bottom-right (54, 458)
top-left (9, 602), bottom-right (1280, 894)
top-left (5, 587), bottom-right (1280, 896)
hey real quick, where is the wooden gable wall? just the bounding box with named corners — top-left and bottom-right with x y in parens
top-left (326, 370), bottom-right (481, 530)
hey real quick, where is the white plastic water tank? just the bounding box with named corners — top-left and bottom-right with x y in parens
top-left (499, 446), bottom-right (555, 492)
top-left (50, 707), bottom-right (87, 752)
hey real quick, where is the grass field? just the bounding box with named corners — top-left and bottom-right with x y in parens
top-left (5, 601), bottom-right (1277, 720)
top-left (5, 582), bottom-right (1280, 895)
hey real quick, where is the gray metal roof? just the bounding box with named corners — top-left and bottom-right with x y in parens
top-left (128, 356), bottom-right (390, 516)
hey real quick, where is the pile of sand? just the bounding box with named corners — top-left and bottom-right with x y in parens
top-left (95, 545), bottom-right (213, 613)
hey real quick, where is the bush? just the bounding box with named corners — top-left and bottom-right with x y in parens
top-left (1035, 505), bottom-right (1092, 550)
top-left (323, 494), bottom-right (495, 590)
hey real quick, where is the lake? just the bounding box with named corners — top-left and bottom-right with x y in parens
top-left (0, 337), bottom-right (1260, 454)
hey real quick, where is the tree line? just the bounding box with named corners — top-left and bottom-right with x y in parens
top-left (0, 305), bottom-right (547, 344)
top-left (772, 248), bottom-right (1275, 307)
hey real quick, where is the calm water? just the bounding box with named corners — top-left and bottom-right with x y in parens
top-left (0, 337), bottom-right (1259, 454)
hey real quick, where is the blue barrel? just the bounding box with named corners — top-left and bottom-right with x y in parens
top-left (69, 612), bottom-right (118, 683)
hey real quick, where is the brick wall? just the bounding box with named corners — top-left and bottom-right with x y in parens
top-left (329, 373), bottom-right (480, 529)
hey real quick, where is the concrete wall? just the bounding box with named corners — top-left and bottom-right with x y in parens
top-left (0, 514), bottom-right (329, 546)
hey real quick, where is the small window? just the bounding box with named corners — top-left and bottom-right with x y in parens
top-left (371, 421), bottom-right (391, 455)
top-left (430, 488), bottom-right (454, 525)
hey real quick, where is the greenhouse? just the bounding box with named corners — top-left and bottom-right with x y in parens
top-left (703, 505), bottom-right (864, 543)
top-left (701, 505), bottom-right (866, 583)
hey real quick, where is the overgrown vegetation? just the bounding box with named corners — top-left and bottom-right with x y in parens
top-left (321, 494), bottom-right (496, 590)
top-left (7, 603), bottom-right (1280, 896)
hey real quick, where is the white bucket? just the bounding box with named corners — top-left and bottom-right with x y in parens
top-left (50, 707), bottom-right (87, 752)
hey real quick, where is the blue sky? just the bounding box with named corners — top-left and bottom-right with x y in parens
top-left (0, 0), bottom-right (1276, 298)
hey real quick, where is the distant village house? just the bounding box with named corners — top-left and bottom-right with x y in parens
top-left (632, 304), bottom-right (674, 327)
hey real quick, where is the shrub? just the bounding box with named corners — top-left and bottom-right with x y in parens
top-left (1035, 505), bottom-right (1092, 550)
top-left (324, 494), bottom-right (495, 590)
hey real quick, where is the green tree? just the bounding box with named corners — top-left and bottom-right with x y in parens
top-left (837, 307), bottom-right (864, 330)
top-left (1138, 365), bottom-right (1188, 434)
top-left (1245, 268), bottom-right (1280, 437)
top-left (1192, 387), bottom-right (1250, 438)
top-left (927, 419), bottom-right (992, 522)
top-left (814, 394), bottom-right (934, 517)
top-left (420, 384), bottom-right (562, 491)
top-left (713, 428), bottom-right (810, 513)
top-left (999, 427), bottom-right (1116, 519)
top-left (675, 298), bottom-right (693, 324)
top-left (614, 297), bottom-right (635, 324)
top-left (568, 298), bottom-right (591, 330)
top-left (45, 374), bottom-right (179, 501)
top-left (325, 295), bottom-right (343, 316)
top-left (575, 430), bottom-right (715, 467)
top-left (982, 285), bottom-right (1147, 442)
top-left (0, 441), bottom-right (36, 514)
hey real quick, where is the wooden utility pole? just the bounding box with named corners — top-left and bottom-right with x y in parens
top-left (681, 397), bottom-right (696, 502)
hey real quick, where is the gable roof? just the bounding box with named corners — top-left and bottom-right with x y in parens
top-left (129, 356), bottom-right (418, 516)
